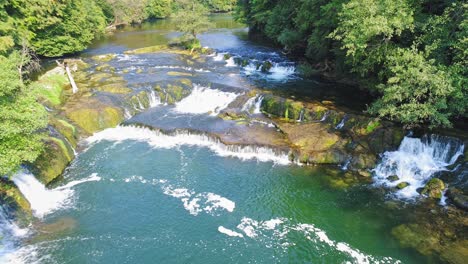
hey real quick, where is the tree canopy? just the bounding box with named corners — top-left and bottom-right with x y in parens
top-left (236, 0), bottom-right (467, 128)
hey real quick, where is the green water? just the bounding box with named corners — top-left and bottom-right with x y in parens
top-left (27, 139), bottom-right (424, 263)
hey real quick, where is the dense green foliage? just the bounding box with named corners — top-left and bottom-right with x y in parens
top-left (172, 1), bottom-right (213, 42)
top-left (237, 0), bottom-right (467, 128)
top-left (0, 53), bottom-right (47, 176)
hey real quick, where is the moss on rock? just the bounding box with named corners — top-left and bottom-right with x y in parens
top-left (33, 71), bottom-right (70, 107)
top-left (96, 83), bottom-right (132, 94)
top-left (49, 117), bottom-right (78, 148)
top-left (0, 178), bottom-right (32, 219)
top-left (91, 53), bottom-right (116, 62)
top-left (421, 178), bottom-right (445, 199)
top-left (31, 137), bottom-right (74, 185)
top-left (65, 98), bottom-right (124, 134)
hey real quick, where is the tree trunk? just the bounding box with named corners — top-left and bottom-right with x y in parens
top-left (65, 64), bottom-right (78, 94)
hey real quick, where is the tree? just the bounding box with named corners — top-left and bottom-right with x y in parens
top-left (172, 0), bottom-right (213, 43)
top-left (146, 0), bottom-right (173, 18)
top-left (0, 53), bottom-right (47, 176)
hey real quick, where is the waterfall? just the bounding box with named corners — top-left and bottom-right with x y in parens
top-left (373, 135), bottom-right (464, 198)
top-left (12, 171), bottom-right (101, 218)
top-left (137, 97), bottom-right (145, 110)
top-left (320, 111), bottom-right (329, 122)
top-left (213, 53), bottom-right (226, 61)
top-left (253, 96), bottom-right (264, 114)
top-left (335, 116), bottom-right (346, 129)
top-left (148, 90), bottom-right (161, 108)
top-left (241, 95), bottom-right (264, 114)
top-left (174, 84), bottom-right (239, 115)
top-left (297, 109), bottom-right (305, 122)
top-left (124, 108), bottom-right (132, 119)
top-left (87, 125), bottom-right (291, 165)
top-left (225, 57), bottom-right (236, 67)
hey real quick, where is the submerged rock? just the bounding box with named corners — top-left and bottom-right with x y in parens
top-left (387, 175), bottom-right (399, 182)
top-left (421, 178), bottom-right (445, 199)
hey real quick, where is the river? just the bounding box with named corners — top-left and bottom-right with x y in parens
top-left (1, 14), bottom-right (465, 264)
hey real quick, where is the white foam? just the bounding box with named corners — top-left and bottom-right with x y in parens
top-left (162, 185), bottom-right (235, 216)
top-left (225, 57), bottom-right (236, 67)
top-left (243, 62), bottom-right (296, 80)
top-left (213, 53), bottom-right (226, 61)
top-left (223, 217), bottom-right (400, 264)
top-left (174, 84), bottom-right (239, 115)
top-left (153, 65), bottom-right (210, 73)
top-left (13, 171), bottom-right (73, 218)
top-left (373, 135), bottom-right (464, 198)
top-left (13, 172), bottom-right (102, 218)
top-left (218, 226), bottom-right (244, 238)
top-left (86, 125), bottom-right (291, 165)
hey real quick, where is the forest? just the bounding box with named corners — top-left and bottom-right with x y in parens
top-left (236, 0), bottom-right (467, 129)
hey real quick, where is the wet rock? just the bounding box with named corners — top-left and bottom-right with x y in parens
top-left (96, 83), bottom-right (132, 94)
top-left (0, 178), bottom-right (32, 220)
top-left (387, 175), bottom-right (399, 182)
top-left (396, 182), bottom-right (410, 189)
top-left (91, 53), bottom-right (116, 62)
top-left (357, 170), bottom-right (371, 177)
top-left (31, 137), bottom-right (75, 185)
top-left (49, 117), bottom-right (78, 148)
top-left (447, 188), bottom-right (468, 211)
top-left (65, 98), bottom-right (124, 134)
top-left (421, 178), bottom-right (445, 199)
top-left (261, 61), bottom-right (273, 72)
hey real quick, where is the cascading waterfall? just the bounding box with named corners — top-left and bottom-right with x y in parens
top-left (297, 109), bottom-right (305, 122)
top-left (12, 171), bottom-right (101, 218)
top-left (253, 95), bottom-right (264, 114)
top-left (320, 111), bottom-right (329, 122)
top-left (225, 57), bottom-right (236, 67)
top-left (373, 135), bottom-right (464, 198)
top-left (148, 90), bottom-right (160, 108)
top-left (87, 125), bottom-right (291, 165)
top-left (174, 84), bottom-right (239, 115)
top-left (335, 116), bottom-right (347, 129)
top-left (241, 95), bottom-right (264, 114)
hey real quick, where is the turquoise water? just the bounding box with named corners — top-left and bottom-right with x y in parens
top-left (14, 136), bottom-right (424, 263)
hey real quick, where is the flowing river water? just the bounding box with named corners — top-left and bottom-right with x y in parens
top-left (1, 15), bottom-right (466, 263)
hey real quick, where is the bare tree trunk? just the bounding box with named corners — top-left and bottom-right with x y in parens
top-left (65, 63), bottom-right (79, 94)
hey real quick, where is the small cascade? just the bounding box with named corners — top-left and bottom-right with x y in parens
top-left (225, 57), bottom-right (236, 67)
top-left (174, 84), bottom-right (239, 115)
top-left (241, 96), bottom-right (257, 113)
top-left (296, 109), bottom-right (305, 122)
top-left (12, 171), bottom-right (101, 218)
top-left (87, 125), bottom-right (292, 165)
top-left (268, 63), bottom-right (296, 80)
top-left (137, 97), bottom-right (145, 110)
top-left (341, 159), bottom-right (351, 171)
top-left (335, 116), bottom-right (347, 130)
top-left (148, 90), bottom-right (161, 108)
top-left (320, 111), bottom-right (329, 122)
top-left (0, 207), bottom-right (31, 263)
top-left (213, 53), bottom-right (226, 61)
top-left (124, 108), bottom-right (132, 119)
top-left (373, 135), bottom-right (464, 198)
top-left (253, 95), bottom-right (264, 114)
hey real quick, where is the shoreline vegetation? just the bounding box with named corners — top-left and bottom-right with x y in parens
top-left (0, 0), bottom-right (467, 262)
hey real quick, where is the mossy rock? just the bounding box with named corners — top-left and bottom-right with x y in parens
top-left (91, 53), bottom-right (116, 62)
top-left (96, 83), bottom-right (132, 94)
top-left (129, 91), bottom-right (151, 109)
top-left (167, 71), bottom-right (192, 77)
top-left (49, 117), bottom-right (78, 148)
top-left (31, 137), bottom-right (74, 185)
top-left (387, 175), bottom-right (399, 182)
top-left (261, 95), bottom-right (305, 121)
top-left (261, 61), bottom-right (273, 72)
top-left (397, 182), bottom-right (410, 189)
top-left (440, 240), bottom-right (468, 264)
top-left (66, 99), bottom-right (124, 134)
top-left (33, 72), bottom-right (70, 107)
top-left (95, 64), bottom-right (115, 72)
top-left (157, 83), bottom-right (191, 104)
top-left (421, 178), bottom-right (445, 199)
top-left (0, 178), bottom-right (32, 220)
top-left (125, 45), bottom-right (193, 56)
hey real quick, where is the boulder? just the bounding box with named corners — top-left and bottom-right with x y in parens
top-left (421, 178), bottom-right (445, 199)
